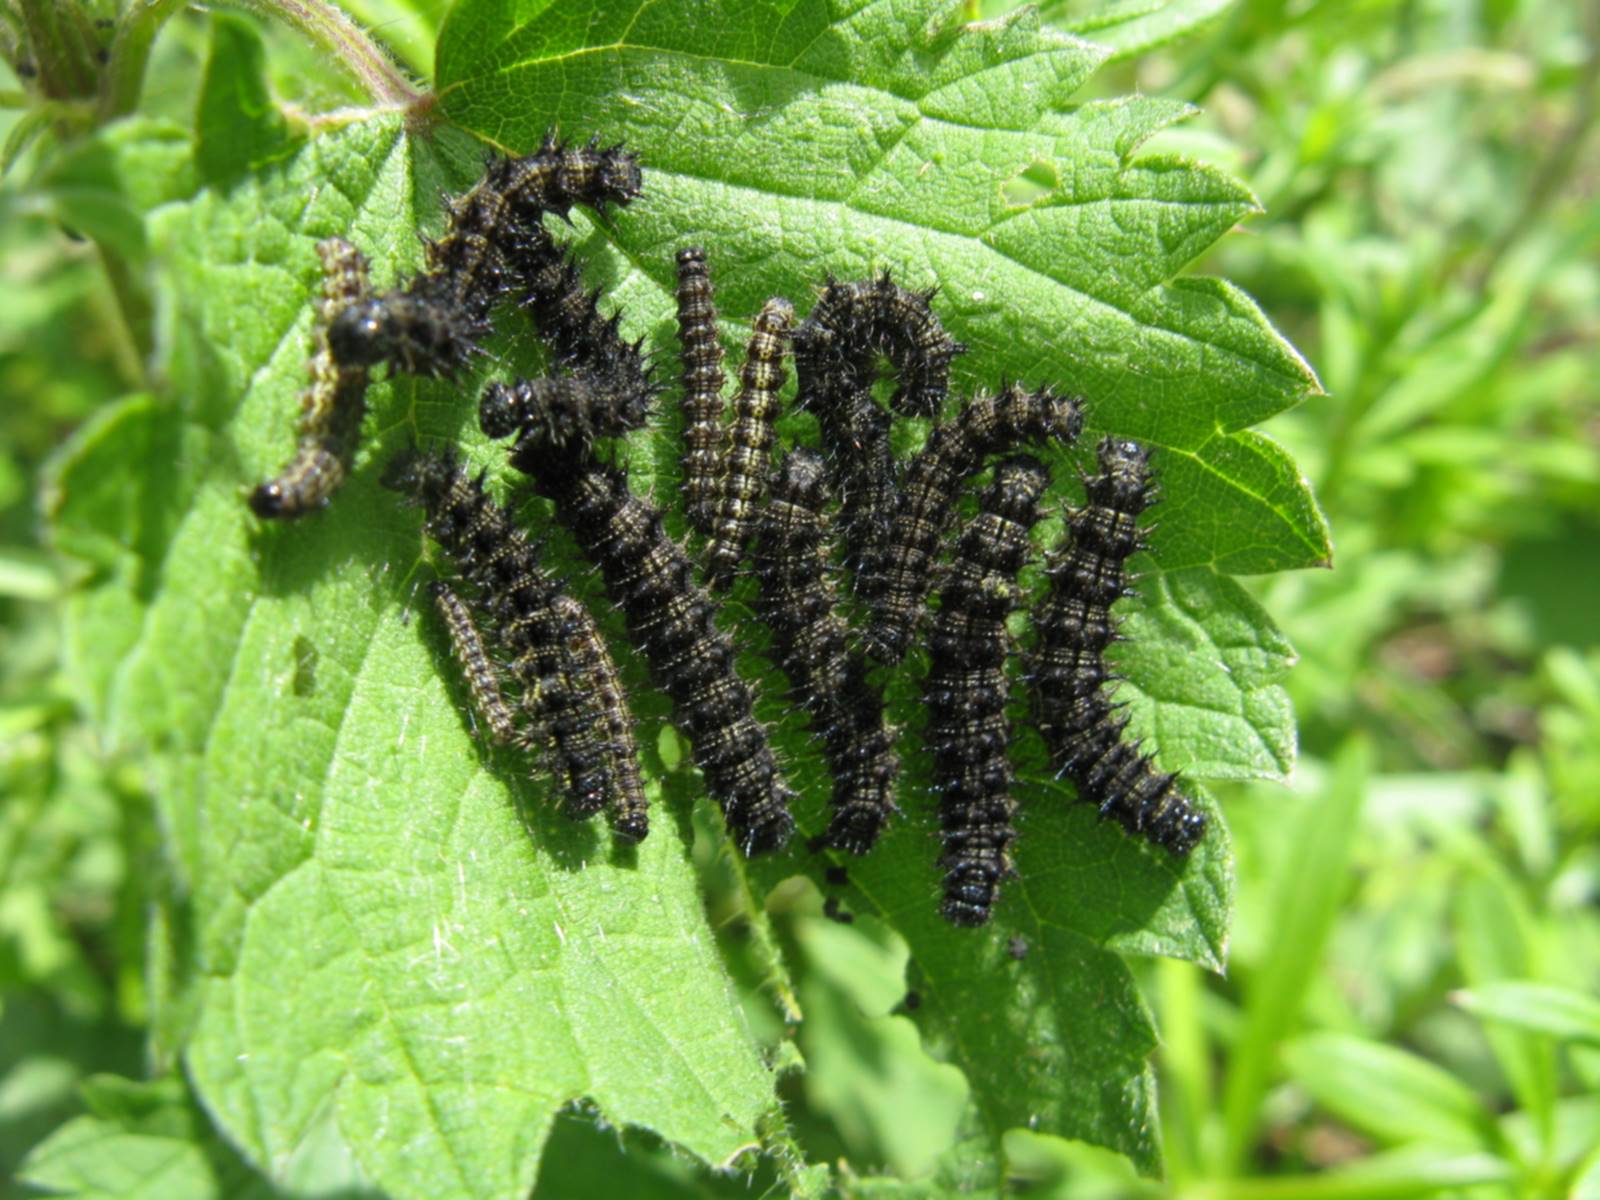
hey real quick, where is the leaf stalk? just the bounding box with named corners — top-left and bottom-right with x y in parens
top-left (16, 0), bottom-right (99, 99)
top-left (101, 0), bottom-right (421, 121)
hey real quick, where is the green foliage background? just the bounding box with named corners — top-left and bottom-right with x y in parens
top-left (1, 0), bottom-right (1597, 1197)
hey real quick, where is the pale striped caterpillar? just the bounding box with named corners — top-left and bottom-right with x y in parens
top-left (250, 238), bottom-right (372, 519)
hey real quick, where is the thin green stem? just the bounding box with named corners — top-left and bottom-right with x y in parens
top-left (98, 0), bottom-right (184, 119)
top-left (101, 0), bottom-right (421, 121)
top-left (98, 243), bottom-right (154, 379)
top-left (0, 11), bottom-right (19, 69)
top-left (231, 0), bottom-right (419, 106)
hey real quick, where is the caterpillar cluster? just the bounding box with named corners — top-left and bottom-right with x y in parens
top-left (505, 436), bottom-right (796, 856)
top-left (254, 132), bottom-right (650, 517)
top-left (251, 135), bottom-right (1209, 927)
top-left (382, 449), bottom-right (648, 841)
top-left (325, 133), bottom-right (645, 391)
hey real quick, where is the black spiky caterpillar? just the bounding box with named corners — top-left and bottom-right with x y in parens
top-left (791, 273), bottom-right (966, 580)
top-left (864, 383), bottom-right (1086, 665)
top-left (753, 450), bottom-right (900, 854)
top-left (486, 133), bottom-right (643, 225)
top-left (429, 580), bottom-right (523, 747)
top-left (674, 247), bottom-right (727, 535)
top-left (703, 296), bottom-right (795, 589)
top-left (383, 449), bottom-right (607, 819)
top-left (492, 135), bottom-right (655, 435)
top-left (503, 431), bottom-right (795, 856)
top-left (381, 448), bottom-right (647, 833)
top-left (503, 228), bottom-right (657, 435)
top-left (479, 368), bottom-right (640, 449)
top-left (250, 238), bottom-right (372, 519)
top-left (927, 456), bottom-right (1051, 927)
top-left (817, 388), bottom-right (896, 583)
top-left (325, 132), bottom-right (644, 383)
top-left (793, 273), bottom-right (965, 419)
top-left (326, 185), bottom-right (504, 378)
top-left (1028, 437), bottom-right (1206, 856)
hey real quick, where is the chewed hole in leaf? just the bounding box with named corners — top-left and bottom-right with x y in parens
top-left (1000, 160), bottom-right (1063, 209)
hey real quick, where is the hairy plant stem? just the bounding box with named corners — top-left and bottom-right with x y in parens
top-left (16, 0), bottom-right (98, 99)
top-left (232, 0), bottom-right (419, 105)
top-left (101, 0), bottom-right (420, 120)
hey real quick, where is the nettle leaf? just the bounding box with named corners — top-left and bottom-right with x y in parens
top-left (46, 0), bottom-right (1315, 1194)
top-left (195, 14), bottom-right (301, 184)
top-left (1051, 0), bottom-right (1239, 61)
top-left (19, 1076), bottom-right (281, 1200)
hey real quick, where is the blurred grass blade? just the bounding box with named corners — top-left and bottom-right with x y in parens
top-left (1155, 958), bottom-right (1209, 1183)
top-left (1574, 1143), bottom-right (1600, 1200)
top-left (1192, 1147), bottom-right (1517, 1199)
top-left (3, 105), bottom-right (57, 175)
top-left (1220, 737), bottom-right (1368, 1174)
top-left (1281, 1032), bottom-right (1496, 1151)
top-left (0, 549), bottom-right (60, 601)
top-left (1454, 982), bottom-right (1600, 1049)
top-left (1454, 874), bottom-right (1557, 1149)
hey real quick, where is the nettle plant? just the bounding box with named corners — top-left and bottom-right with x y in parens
top-left (24, 0), bottom-right (1326, 1194)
